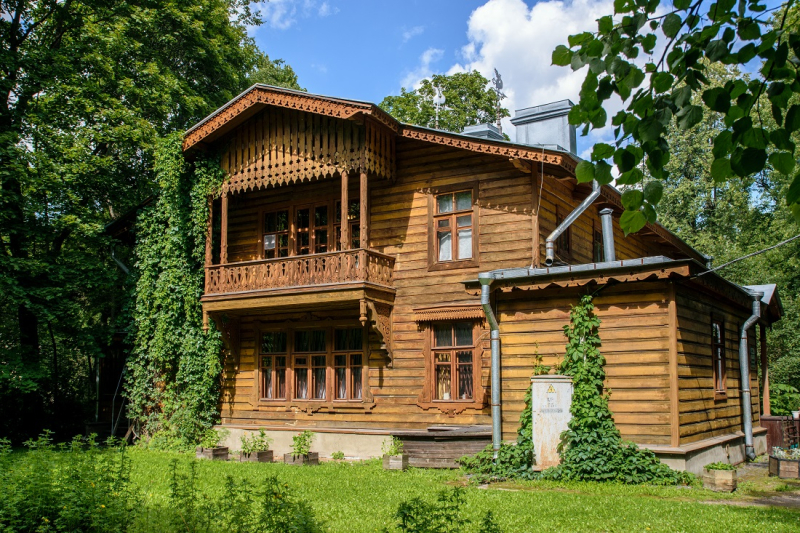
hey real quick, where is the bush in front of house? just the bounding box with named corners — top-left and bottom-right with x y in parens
top-left (387, 487), bottom-right (503, 533)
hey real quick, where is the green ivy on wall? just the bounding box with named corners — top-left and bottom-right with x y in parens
top-left (125, 134), bottom-right (225, 448)
top-left (543, 295), bottom-right (693, 485)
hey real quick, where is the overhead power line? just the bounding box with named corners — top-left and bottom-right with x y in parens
top-left (696, 233), bottom-right (800, 277)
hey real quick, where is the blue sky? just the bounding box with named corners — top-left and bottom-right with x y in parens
top-left (248, 0), bottom-right (784, 155)
top-left (249, 1), bottom-right (488, 104)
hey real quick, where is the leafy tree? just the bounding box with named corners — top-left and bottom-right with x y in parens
top-left (552, 0), bottom-right (800, 233)
top-left (0, 1), bottom-right (296, 439)
top-left (379, 71), bottom-right (509, 134)
top-left (247, 53), bottom-right (305, 91)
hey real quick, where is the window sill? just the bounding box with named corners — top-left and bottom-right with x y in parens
top-left (416, 400), bottom-right (487, 415)
top-left (714, 391), bottom-right (728, 401)
top-left (256, 399), bottom-right (375, 411)
top-left (428, 259), bottom-right (479, 272)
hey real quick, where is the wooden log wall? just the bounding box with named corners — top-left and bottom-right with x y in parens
top-left (216, 130), bottom-right (731, 442)
top-left (497, 281), bottom-right (674, 444)
top-left (675, 284), bottom-right (760, 444)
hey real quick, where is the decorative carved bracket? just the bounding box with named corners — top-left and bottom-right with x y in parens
top-left (366, 300), bottom-right (392, 362)
top-left (212, 315), bottom-right (241, 371)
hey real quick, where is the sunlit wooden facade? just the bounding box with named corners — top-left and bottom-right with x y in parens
top-left (186, 85), bottom-right (779, 469)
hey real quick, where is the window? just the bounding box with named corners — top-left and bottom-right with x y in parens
top-left (260, 332), bottom-right (287, 400)
top-left (334, 328), bottom-right (363, 400)
top-left (295, 205), bottom-right (330, 255)
top-left (432, 322), bottom-right (475, 401)
top-left (258, 327), bottom-right (364, 402)
top-left (593, 225), bottom-right (604, 263)
top-left (712, 318), bottom-right (726, 395)
top-left (555, 207), bottom-right (571, 258)
top-left (335, 199), bottom-right (361, 250)
top-left (263, 210), bottom-right (289, 259)
top-left (432, 190), bottom-right (475, 265)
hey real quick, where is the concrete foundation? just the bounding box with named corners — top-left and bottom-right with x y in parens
top-left (644, 429), bottom-right (768, 475)
top-left (217, 425), bottom-right (388, 460)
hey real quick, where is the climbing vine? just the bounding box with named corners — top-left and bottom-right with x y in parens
top-left (543, 295), bottom-right (693, 485)
top-left (125, 133), bottom-right (225, 448)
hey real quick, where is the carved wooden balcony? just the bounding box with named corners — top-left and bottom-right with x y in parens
top-left (204, 248), bottom-right (395, 297)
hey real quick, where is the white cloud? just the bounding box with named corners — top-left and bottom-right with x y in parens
top-left (254, 0), bottom-right (337, 29)
top-left (318, 2), bottom-right (339, 17)
top-left (448, 0), bottom-right (617, 146)
top-left (402, 25), bottom-right (425, 43)
top-left (401, 48), bottom-right (444, 90)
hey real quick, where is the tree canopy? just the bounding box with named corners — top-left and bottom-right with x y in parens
top-left (379, 71), bottom-right (509, 134)
top-left (553, 0), bottom-right (800, 234)
top-left (0, 0), bottom-right (301, 439)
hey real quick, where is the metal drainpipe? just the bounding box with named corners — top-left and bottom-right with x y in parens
top-left (598, 208), bottom-right (616, 262)
top-left (740, 291), bottom-right (762, 461)
top-left (545, 181), bottom-right (601, 266)
top-left (479, 274), bottom-right (502, 459)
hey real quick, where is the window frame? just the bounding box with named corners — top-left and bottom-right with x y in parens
top-left (592, 219), bottom-right (604, 263)
top-left (555, 205), bottom-right (572, 260)
top-left (711, 315), bottom-right (727, 400)
top-left (427, 183), bottom-right (479, 271)
top-left (417, 320), bottom-right (485, 410)
top-left (256, 324), bottom-right (366, 405)
top-left (260, 208), bottom-right (291, 260)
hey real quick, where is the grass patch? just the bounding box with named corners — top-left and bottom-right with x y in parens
top-left (125, 450), bottom-right (800, 532)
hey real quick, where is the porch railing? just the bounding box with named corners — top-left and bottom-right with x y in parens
top-left (205, 248), bottom-right (395, 295)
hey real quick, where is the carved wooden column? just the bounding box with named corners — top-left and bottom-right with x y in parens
top-left (360, 168), bottom-right (369, 249)
top-left (340, 171), bottom-right (349, 250)
top-left (761, 322), bottom-right (770, 416)
top-left (220, 186), bottom-right (229, 264)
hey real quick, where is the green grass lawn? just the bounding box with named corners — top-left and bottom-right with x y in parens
top-left (128, 450), bottom-right (800, 533)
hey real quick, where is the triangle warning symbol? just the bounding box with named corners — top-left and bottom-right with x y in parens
top-left (546, 385), bottom-right (556, 393)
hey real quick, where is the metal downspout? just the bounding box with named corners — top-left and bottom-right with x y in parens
top-left (479, 274), bottom-right (501, 459)
top-left (545, 181), bottom-right (601, 266)
top-left (740, 291), bottom-right (762, 461)
top-left (599, 208), bottom-right (616, 262)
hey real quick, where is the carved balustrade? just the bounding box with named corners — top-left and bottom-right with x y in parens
top-left (205, 249), bottom-right (394, 295)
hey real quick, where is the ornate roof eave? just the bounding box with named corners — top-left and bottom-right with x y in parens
top-left (183, 84), bottom-right (400, 152)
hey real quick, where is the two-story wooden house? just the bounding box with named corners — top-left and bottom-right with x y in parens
top-left (185, 85), bottom-right (781, 473)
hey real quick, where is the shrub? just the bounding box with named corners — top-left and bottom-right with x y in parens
top-left (771, 447), bottom-right (800, 460)
top-left (199, 427), bottom-right (230, 449)
top-left (382, 436), bottom-right (405, 456)
top-left (331, 451), bottom-right (345, 460)
top-left (388, 487), bottom-right (502, 533)
top-left (770, 384), bottom-right (800, 416)
top-left (240, 430), bottom-right (273, 455)
top-left (705, 462), bottom-right (736, 471)
top-left (291, 431), bottom-right (314, 456)
top-left (0, 432), bottom-right (136, 533)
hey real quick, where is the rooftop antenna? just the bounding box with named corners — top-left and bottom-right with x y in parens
top-left (433, 86), bottom-right (446, 130)
top-left (491, 69), bottom-right (506, 135)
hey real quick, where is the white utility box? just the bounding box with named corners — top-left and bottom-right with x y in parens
top-left (530, 375), bottom-right (573, 470)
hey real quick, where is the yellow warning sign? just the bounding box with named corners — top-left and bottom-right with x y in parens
top-left (546, 385), bottom-right (556, 393)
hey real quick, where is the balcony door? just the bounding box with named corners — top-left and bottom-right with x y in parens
top-left (260, 199), bottom-right (360, 260)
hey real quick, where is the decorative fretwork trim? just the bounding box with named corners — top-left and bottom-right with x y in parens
top-left (413, 302), bottom-right (483, 322)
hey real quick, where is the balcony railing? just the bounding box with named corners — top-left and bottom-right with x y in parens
top-left (204, 248), bottom-right (395, 296)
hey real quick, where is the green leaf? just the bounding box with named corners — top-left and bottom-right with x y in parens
top-left (614, 147), bottom-right (636, 173)
top-left (643, 180), bottom-right (663, 204)
top-left (710, 157), bottom-right (733, 182)
top-left (737, 147), bottom-right (767, 175)
top-left (637, 116), bottom-right (663, 142)
top-left (592, 143), bottom-right (615, 161)
top-left (651, 72), bottom-right (673, 93)
top-left (702, 88), bottom-right (730, 113)
top-left (712, 131), bottom-right (733, 158)
top-left (769, 152), bottom-right (796, 175)
top-left (552, 45), bottom-right (573, 66)
top-left (617, 168), bottom-right (644, 185)
top-left (621, 189), bottom-right (644, 211)
top-left (575, 160), bottom-right (595, 183)
top-left (677, 105), bottom-right (703, 130)
top-left (620, 210), bottom-right (647, 234)
top-left (595, 161), bottom-right (614, 185)
top-left (771, 129), bottom-right (795, 151)
top-left (598, 15), bottom-right (613, 34)
top-left (785, 105), bottom-right (800, 133)
top-left (642, 202), bottom-right (657, 223)
top-left (705, 40), bottom-right (729, 62)
top-left (787, 173), bottom-right (800, 205)
top-left (738, 19), bottom-right (760, 41)
top-left (662, 14), bottom-right (682, 38)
